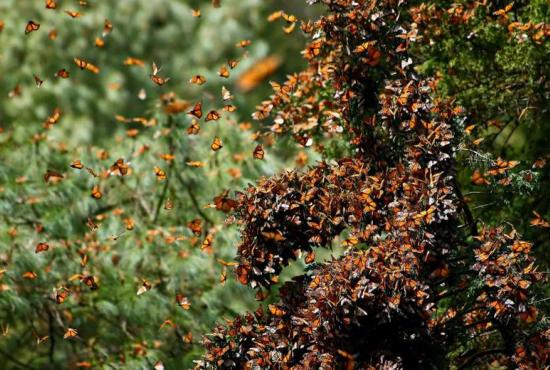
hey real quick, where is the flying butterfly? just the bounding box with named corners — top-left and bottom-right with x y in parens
top-left (187, 120), bottom-right (200, 135)
top-left (176, 294), bottom-right (191, 310)
top-left (223, 104), bottom-right (237, 112)
top-left (63, 328), bottom-right (78, 339)
top-left (95, 37), bottom-right (105, 47)
top-left (70, 160), bottom-right (84, 169)
top-left (222, 86), bottom-right (233, 100)
top-left (74, 57), bottom-right (100, 74)
top-left (56, 69), bottom-right (70, 78)
top-left (34, 75), bottom-right (44, 88)
top-left (210, 137), bottom-right (223, 151)
top-left (150, 62), bottom-right (169, 86)
top-left (35, 242), bottom-right (50, 253)
top-left (235, 39), bottom-right (251, 48)
top-left (190, 75), bottom-right (206, 85)
top-left (25, 21), bottom-right (40, 34)
top-left (227, 59), bottom-right (239, 69)
top-left (154, 166), bottom-right (167, 180)
top-left (253, 144), bottom-right (265, 160)
top-left (109, 158), bottom-right (129, 176)
top-left (192, 9), bottom-right (201, 17)
top-left (65, 10), bottom-right (81, 18)
top-left (103, 19), bottom-right (113, 37)
top-left (91, 185), bottom-right (102, 199)
top-left (205, 110), bottom-right (220, 122)
top-left (187, 102), bottom-right (203, 119)
top-left (218, 65), bottom-right (230, 78)
top-left (45, 0), bottom-right (56, 9)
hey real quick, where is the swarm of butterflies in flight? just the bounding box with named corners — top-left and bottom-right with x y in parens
top-left (3, 0), bottom-right (304, 356)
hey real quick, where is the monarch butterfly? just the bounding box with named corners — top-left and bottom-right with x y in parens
top-left (237, 56), bottom-right (281, 92)
top-left (35, 242), bottom-right (49, 253)
top-left (63, 328), bottom-right (78, 339)
top-left (192, 9), bottom-right (201, 17)
top-left (176, 294), bottom-right (190, 310)
top-left (45, 0), bottom-right (56, 9)
top-left (81, 275), bottom-right (98, 290)
top-left (56, 289), bottom-right (69, 304)
top-left (164, 198), bottom-right (173, 210)
top-left (154, 166), bottom-right (166, 180)
top-left (218, 65), bottom-right (230, 78)
top-left (212, 0), bottom-right (221, 8)
top-left (201, 234), bottom-right (213, 252)
top-left (65, 10), bottom-right (81, 18)
top-left (48, 29), bottom-right (57, 40)
top-left (283, 22), bottom-right (296, 34)
top-left (25, 21), bottom-right (40, 34)
top-left (303, 39), bottom-right (322, 59)
top-left (213, 190), bottom-right (238, 212)
top-left (210, 137), bottom-right (223, 151)
top-left (221, 86), bottom-right (233, 101)
top-left (187, 219), bottom-right (202, 235)
top-left (44, 170), bottom-right (64, 183)
top-left (253, 144), bottom-right (265, 159)
top-left (223, 104), bottom-right (237, 112)
top-left (227, 59), bottom-right (239, 69)
top-left (123, 57), bottom-right (145, 66)
top-left (136, 280), bottom-right (152, 295)
top-left (186, 161), bottom-right (205, 167)
top-left (205, 110), bottom-right (220, 122)
top-left (22, 271), bottom-right (38, 279)
top-left (0, 20), bottom-right (4, 32)
top-left (43, 108), bottom-right (62, 129)
top-left (91, 185), bottom-right (102, 199)
top-left (95, 37), bottom-right (105, 47)
top-left (150, 62), bottom-right (169, 85)
top-left (471, 169), bottom-right (490, 186)
top-left (109, 158), bottom-right (129, 176)
top-left (74, 57), bottom-right (100, 73)
top-left (268, 304), bottom-right (286, 316)
top-left (103, 19), bottom-right (113, 37)
top-left (219, 267), bottom-right (227, 285)
top-left (235, 39), bottom-right (251, 48)
top-left (187, 102), bottom-right (203, 119)
top-left (187, 120), bottom-right (200, 135)
top-left (33, 75), bottom-right (43, 89)
top-left (190, 75), bottom-right (206, 85)
top-left (56, 69), bottom-right (70, 78)
top-left (304, 250), bottom-right (315, 264)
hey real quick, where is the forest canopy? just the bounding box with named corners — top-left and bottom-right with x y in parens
top-left (0, 0), bottom-right (548, 369)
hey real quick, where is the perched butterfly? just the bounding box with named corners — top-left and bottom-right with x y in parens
top-left (154, 166), bottom-right (166, 180)
top-left (218, 65), bottom-right (230, 78)
top-left (187, 120), bottom-right (200, 135)
top-left (103, 19), bottom-right (113, 37)
top-left (253, 144), bottom-right (265, 160)
top-left (56, 69), bottom-right (70, 78)
top-left (219, 267), bottom-right (227, 285)
top-left (530, 211), bottom-right (550, 228)
top-left (187, 102), bottom-right (203, 119)
top-left (268, 304), bottom-right (286, 317)
top-left (63, 328), bottom-right (78, 339)
top-left (210, 137), bottom-right (223, 151)
top-left (205, 110), bottom-right (220, 122)
top-left (35, 242), bottom-right (50, 253)
top-left (48, 29), bottom-right (57, 40)
top-left (176, 294), bottom-right (190, 310)
top-left (192, 9), bottom-right (201, 17)
top-left (190, 75), bottom-right (206, 85)
top-left (65, 10), bottom-right (81, 18)
top-left (91, 185), bottom-right (102, 199)
top-left (25, 21), bottom-right (40, 34)
top-left (34, 74), bottom-right (44, 88)
top-left (45, 0), bottom-right (56, 9)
